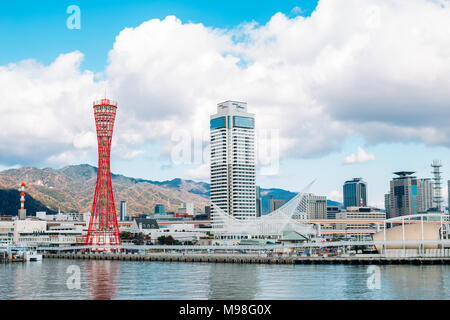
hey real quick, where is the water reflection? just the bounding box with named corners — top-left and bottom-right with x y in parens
top-left (207, 264), bottom-right (259, 299)
top-left (86, 260), bottom-right (119, 300)
top-left (8, 260), bottom-right (76, 299)
top-left (380, 265), bottom-right (445, 300)
top-left (1, 260), bottom-right (450, 300)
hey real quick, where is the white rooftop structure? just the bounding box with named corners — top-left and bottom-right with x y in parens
top-left (211, 181), bottom-right (317, 239)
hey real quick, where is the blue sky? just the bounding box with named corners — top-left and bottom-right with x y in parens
top-left (0, 0), bottom-right (318, 71)
top-left (1, 0), bottom-right (450, 209)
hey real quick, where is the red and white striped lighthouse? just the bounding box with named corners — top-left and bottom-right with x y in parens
top-left (18, 182), bottom-right (27, 220)
top-left (19, 182), bottom-right (25, 209)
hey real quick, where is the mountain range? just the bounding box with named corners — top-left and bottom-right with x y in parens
top-left (0, 164), bottom-right (341, 216)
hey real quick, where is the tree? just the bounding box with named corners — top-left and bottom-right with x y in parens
top-left (157, 236), bottom-right (166, 245)
top-left (133, 232), bottom-right (145, 245)
top-left (120, 231), bottom-right (132, 240)
top-left (165, 235), bottom-right (175, 245)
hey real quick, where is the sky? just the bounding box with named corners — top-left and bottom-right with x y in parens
top-left (1, 0), bottom-right (450, 209)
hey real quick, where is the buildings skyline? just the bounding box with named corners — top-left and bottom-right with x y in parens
top-left (0, 90), bottom-right (448, 220)
top-left (2, 1), bottom-right (450, 214)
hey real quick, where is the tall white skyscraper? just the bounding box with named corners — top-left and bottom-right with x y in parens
top-left (210, 100), bottom-right (256, 222)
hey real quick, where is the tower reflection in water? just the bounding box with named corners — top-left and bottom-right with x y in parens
top-left (207, 264), bottom-right (259, 299)
top-left (86, 260), bottom-right (119, 300)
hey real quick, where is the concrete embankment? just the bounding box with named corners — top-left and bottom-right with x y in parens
top-left (43, 253), bottom-right (450, 265)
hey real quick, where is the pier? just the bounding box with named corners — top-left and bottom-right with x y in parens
top-left (43, 252), bottom-right (450, 265)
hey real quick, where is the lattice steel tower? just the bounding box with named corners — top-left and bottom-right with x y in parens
top-left (431, 159), bottom-right (443, 212)
top-left (85, 98), bottom-right (121, 247)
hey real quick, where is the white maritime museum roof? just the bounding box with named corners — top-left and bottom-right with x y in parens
top-left (211, 181), bottom-right (317, 237)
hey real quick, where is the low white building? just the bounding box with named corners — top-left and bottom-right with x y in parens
top-left (0, 218), bottom-right (83, 247)
top-left (336, 207), bottom-right (386, 233)
top-left (44, 212), bottom-right (89, 222)
top-left (0, 221), bottom-right (14, 245)
top-left (131, 218), bottom-right (206, 243)
top-left (13, 219), bottom-right (47, 243)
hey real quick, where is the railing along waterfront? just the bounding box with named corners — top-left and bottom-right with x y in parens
top-left (37, 239), bottom-right (450, 252)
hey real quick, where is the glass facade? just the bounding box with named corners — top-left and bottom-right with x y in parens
top-left (210, 117), bottom-right (225, 129)
top-left (343, 178), bottom-right (367, 209)
top-left (233, 116), bottom-right (254, 129)
top-left (154, 204), bottom-right (165, 214)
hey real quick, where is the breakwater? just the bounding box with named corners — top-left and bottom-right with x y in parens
top-left (43, 253), bottom-right (450, 265)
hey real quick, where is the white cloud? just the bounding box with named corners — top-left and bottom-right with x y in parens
top-left (290, 6), bottom-right (304, 16)
top-left (369, 201), bottom-right (385, 210)
top-left (2, 0), bottom-right (450, 170)
top-left (0, 51), bottom-right (102, 166)
top-left (73, 131), bottom-right (97, 149)
top-left (343, 147), bottom-right (376, 164)
top-left (184, 163), bottom-right (210, 181)
top-left (112, 144), bottom-right (145, 160)
top-left (327, 190), bottom-right (343, 203)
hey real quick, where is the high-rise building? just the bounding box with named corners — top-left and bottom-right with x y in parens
top-left (205, 206), bottom-right (211, 220)
top-left (85, 98), bottom-right (121, 246)
top-left (292, 193), bottom-right (327, 220)
top-left (306, 194), bottom-right (327, 219)
top-left (269, 198), bottom-right (286, 213)
top-left (417, 178), bottom-right (433, 213)
top-left (256, 186), bottom-right (262, 217)
top-left (154, 204), bottom-right (165, 214)
top-left (343, 178), bottom-right (367, 209)
top-left (448, 180), bottom-right (450, 213)
top-left (384, 193), bottom-right (391, 219)
top-left (120, 201), bottom-right (127, 221)
top-left (210, 100), bottom-right (256, 221)
top-left (388, 171), bottom-right (418, 218)
top-left (431, 160), bottom-right (443, 212)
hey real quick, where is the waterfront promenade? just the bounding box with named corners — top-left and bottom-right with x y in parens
top-left (37, 240), bottom-right (450, 264)
top-left (43, 252), bottom-right (450, 265)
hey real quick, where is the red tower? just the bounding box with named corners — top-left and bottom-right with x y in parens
top-left (85, 98), bottom-right (121, 247)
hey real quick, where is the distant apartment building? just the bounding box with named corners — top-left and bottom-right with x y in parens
top-left (154, 204), bottom-right (165, 214)
top-left (384, 193), bottom-right (391, 219)
top-left (269, 197), bottom-right (286, 213)
top-left (343, 178), bottom-right (367, 209)
top-left (178, 202), bottom-right (194, 216)
top-left (292, 194), bottom-right (327, 221)
top-left (326, 205), bottom-right (341, 220)
top-left (204, 206), bottom-right (211, 220)
top-left (417, 178), bottom-right (433, 213)
top-left (210, 100), bottom-right (256, 221)
top-left (448, 180), bottom-right (450, 213)
top-left (387, 171), bottom-right (418, 218)
top-left (120, 201), bottom-right (127, 221)
top-left (307, 194), bottom-right (327, 219)
top-left (256, 186), bottom-right (262, 217)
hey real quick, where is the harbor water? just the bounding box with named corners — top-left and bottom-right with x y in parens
top-left (1, 259), bottom-right (450, 299)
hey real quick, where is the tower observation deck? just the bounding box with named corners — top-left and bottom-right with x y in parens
top-left (85, 99), bottom-right (121, 247)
